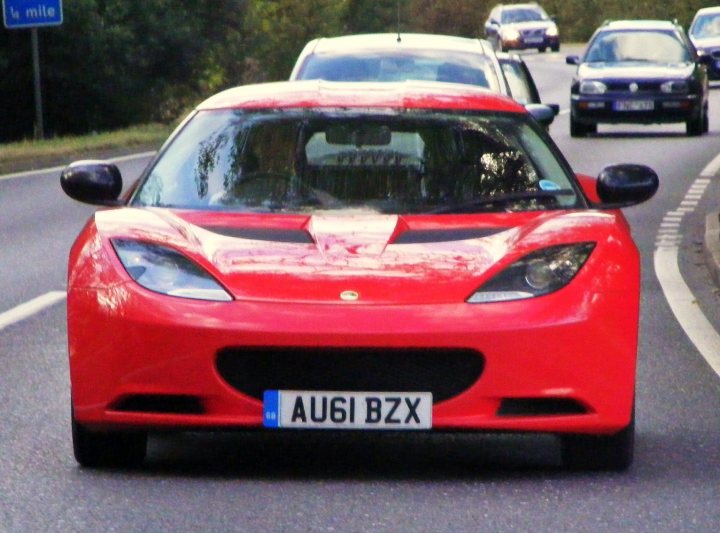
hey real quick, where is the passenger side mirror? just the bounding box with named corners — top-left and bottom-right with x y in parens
top-left (596, 164), bottom-right (659, 207)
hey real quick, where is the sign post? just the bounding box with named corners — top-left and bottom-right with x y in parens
top-left (3, 1), bottom-right (63, 140)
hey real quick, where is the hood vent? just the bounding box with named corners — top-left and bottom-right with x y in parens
top-left (200, 226), bottom-right (314, 243)
top-left (393, 228), bottom-right (507, 244)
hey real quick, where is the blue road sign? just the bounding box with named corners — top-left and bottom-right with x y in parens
top-left (3, 0), bottom-right (63, 29)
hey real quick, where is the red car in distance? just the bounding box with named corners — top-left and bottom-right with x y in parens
top-left (61, 80), bottom-right (657, 470)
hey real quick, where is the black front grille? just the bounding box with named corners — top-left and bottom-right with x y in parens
top-left (606, 81), bottom-right (660, 92)
top-left (216, 347), bottom-right (484, 403)
top-left (497, 398), bottom-right (587, 417)
top-left (111, 394), bottom-right (204, 414)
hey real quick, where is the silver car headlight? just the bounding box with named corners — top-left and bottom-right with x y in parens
top-left (660, 80), bottom-right (689, 94)
top-left (579, 81), bottom-right (607, 95)
top-left (546, 26), bottom-right (559, 37)
top-left (502, 28), bottom-right (521, 41)
top-left (111, 239), bottom-right (233, 301)
top-left (467, 243), bottom-right (595, 303)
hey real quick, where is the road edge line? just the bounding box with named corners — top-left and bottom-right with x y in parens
top-left (0, 291), bottom-right (67, 331)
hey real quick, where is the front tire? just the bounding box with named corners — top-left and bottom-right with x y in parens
top-left (686, 109), bottom-right (705, 136)
top-left (72, 412), bottom-right (147, 468)
top-left (561, 410), bottom-right (635, 471)
top-left (570, 116), bottom-right (596, 137)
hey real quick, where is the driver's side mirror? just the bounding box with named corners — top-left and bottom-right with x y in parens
top-left (526, 103), bottom-right (558, 128)
top-left (60, 160), bottom-right (124, 206)
top-left (566, 55), bottom-right (580, 66)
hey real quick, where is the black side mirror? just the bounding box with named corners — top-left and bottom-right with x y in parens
top-left (596, 164), bottom-right (659, 207)
top-left (526, 103), bottom-right (557, 127)
top-left (698, 54), bottom-right (714, 66)
top-left (60, 160), bottom-right (123, 206)
top-left (566, 55), bottom-right (580, 66)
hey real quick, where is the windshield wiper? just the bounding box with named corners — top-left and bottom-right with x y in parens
top-left (427, 190), bottom-right (576, 214)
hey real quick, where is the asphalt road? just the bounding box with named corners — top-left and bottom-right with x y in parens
top-left (1, 51), bottom-right (720, 532)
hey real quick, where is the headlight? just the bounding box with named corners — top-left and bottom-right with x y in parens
top-left (467, 243), bottom-right (595, 303)
top-left (579, 81), bottom-right (607, 95)
top-left (111, 239), bottom-right (233, 301)
top-left (546, 26), bottom-right (559, 37)
top-left (660, 80), bottom-right (689, 94)
top-left (502, 28), bottom-right (521, 41)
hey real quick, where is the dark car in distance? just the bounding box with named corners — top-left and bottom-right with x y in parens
top-left (485, 3), bottom-right (560, 53)
top-left (689, 6), bottom-right (720, 79)
top-left (566, 20), bottom-right (710, 137)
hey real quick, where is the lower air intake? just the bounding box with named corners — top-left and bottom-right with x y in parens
top-left (216, 347), bottom-right (484, 403)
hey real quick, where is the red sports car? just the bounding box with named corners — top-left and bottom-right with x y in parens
top-left (61, 80), bottom-right (657, 470)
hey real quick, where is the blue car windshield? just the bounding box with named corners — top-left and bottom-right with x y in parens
top-left (585, 30), bottom-right (691, 63)
top-left (131, 109), bottom-right (582, 214)
top-left (690, 14), bottom-right (720, 39)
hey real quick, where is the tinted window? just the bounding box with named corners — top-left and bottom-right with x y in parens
top-left (690, 13), bottom-right (720, 39)
top-left (501, 7), bottom-right (547, 23)
top-left (132, 109), bottom-right (580, 214)
top-left (585, 30), bottom-right (691, 63)
top-left (298, 49), bottom-right (502, 92)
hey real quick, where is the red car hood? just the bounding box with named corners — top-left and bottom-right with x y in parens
top-left (93, 208), bottom-right (620, 304)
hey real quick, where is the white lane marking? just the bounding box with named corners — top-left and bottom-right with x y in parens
top-left (654, 156), bottom-right (720, 378)
top-left (655, 248), bottom-right (720, 376)
top-left (700, 152), bottom-right (720, 176)
top-left (0, 291), bottom-right (66, 331)
top-left (559, 108), bottom-right (570, 115)
top-left (0, 151), bottom-right (156, 181)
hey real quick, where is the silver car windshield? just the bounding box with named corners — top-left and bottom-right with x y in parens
top-left (298, 49), bottom-right (503, 93)
top-left (132, 109), bottom-right (582, 214)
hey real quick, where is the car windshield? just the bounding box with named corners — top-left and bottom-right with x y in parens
top-left (131, 109), bottom-right (581, 214)
top-left (297, 49), bottom-right (503, 93)
top-left (690, 13), bottom-right (720, 39)
top-left (501, 8), bottom-right (547, 23)
top-left (584, 30), bottom-right (691, 63)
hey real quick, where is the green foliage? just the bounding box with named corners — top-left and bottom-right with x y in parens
top-left (2, 0), bottom-right (720, 142)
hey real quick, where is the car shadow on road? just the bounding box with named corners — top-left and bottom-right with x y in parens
top-left (127, 430), bottom-right (568, 480)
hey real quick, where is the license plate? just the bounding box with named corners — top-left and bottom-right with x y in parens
top-left (263, 390), bottom-right (433, 430)
top-left (614, 100), bottom-right (654, 111)
top-left (524, 37), bottom-right (543, 44)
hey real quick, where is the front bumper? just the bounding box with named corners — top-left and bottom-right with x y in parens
top-left (503, 35), bottom-right (559, 50)
top-left (571, 93), bottom-right (701, 124)
top-left (68, 278), bottom-right (638, 437)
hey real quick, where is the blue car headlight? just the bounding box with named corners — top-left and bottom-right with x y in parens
top-left (111, 239), bottom-right (233, 301)
top-left (579, 81), bottom-right (607, 95)
top-left (467, 243), bottom-right (596, 303)
top-left (660, 80), bottom-right (689, 94)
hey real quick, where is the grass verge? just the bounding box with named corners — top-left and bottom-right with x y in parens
top-left (0, 123), bottom-right (173, 175)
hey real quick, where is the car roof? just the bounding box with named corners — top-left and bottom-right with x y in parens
top-left (599, 20), bottom-right (681, 32)
top-left (695, 7), bottom-right (720, 16)
top-left (197, 80), bottom-right (525, 114)
top-left (498, 3), bottom-right (542, 10)
top-left (304, 33), bottom-right (491, 54)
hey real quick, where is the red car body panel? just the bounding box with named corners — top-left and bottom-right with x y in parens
top-left (67, 81), bottom-right (640, 438)
top-left (69, 208), bottom-right (639, 435)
